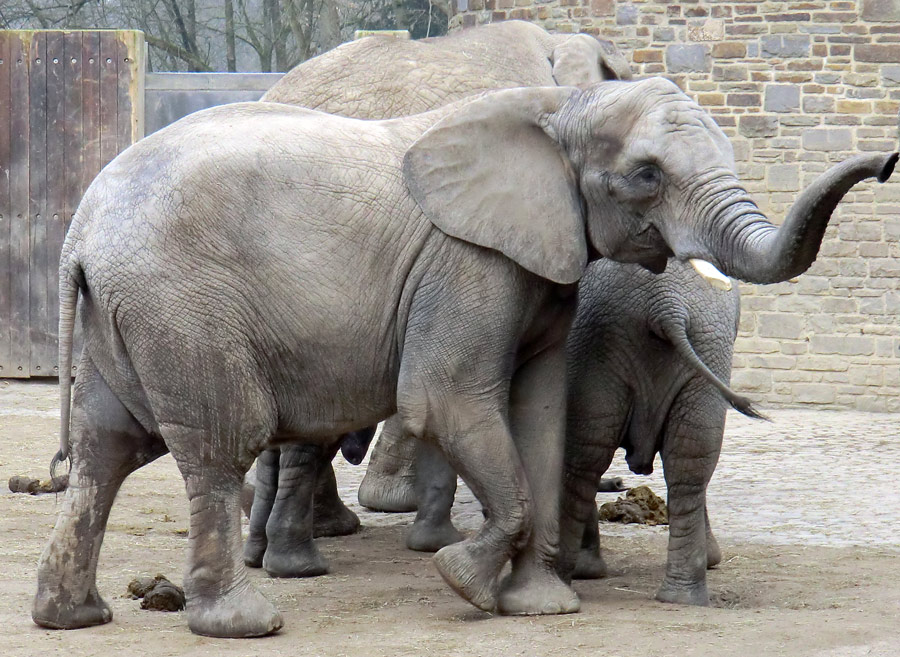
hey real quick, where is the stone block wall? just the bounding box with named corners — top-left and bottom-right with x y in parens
top-left (451, 1), bottom-right (900, 411)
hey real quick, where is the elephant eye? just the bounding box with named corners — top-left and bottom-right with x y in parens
top-left (633, 165), bottom-right (661, 187)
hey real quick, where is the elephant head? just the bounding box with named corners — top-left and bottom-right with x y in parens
top-left (404, 79), bottom-right (897, 285)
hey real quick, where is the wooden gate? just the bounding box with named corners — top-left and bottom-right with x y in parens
top-left (0, 30), bottom-right (144, 378)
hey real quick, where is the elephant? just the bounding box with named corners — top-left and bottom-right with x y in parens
top-left (262, 20), bottom-right (634, 115)
top-left (554, 258), bottom-right (758, 605)
top-left (32, 78), bottom-right (896, 638)
top-left (246, 19), bottom-right (634, 579)
top-left (356, 257), bottom-right (760, 596)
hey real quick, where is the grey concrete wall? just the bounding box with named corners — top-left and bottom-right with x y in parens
top-left (144, 72), bottom-right (284, 135)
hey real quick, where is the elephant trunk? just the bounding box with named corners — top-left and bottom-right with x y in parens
top-left (700, 152), bottom-right (897, 284)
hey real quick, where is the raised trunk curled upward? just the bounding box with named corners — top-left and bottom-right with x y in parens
top-left (700, 152), bottom-right (897, 284)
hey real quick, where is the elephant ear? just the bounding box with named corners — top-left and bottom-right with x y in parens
top-left (551, 35), bottom-right (633, 86)
top-left (403, 86), bottom-right (587, 285)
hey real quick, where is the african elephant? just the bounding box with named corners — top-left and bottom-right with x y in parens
top-left (247, 19), bottom-right (633, 579)
top-left (555, 259), bottom-right (758, 605)
top-left (358, 258), bottom-right (759, 593)
top-left (33, 79), bottom-right (896, 638)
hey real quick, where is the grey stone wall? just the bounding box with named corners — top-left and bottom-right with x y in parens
top-left (451, 1), bottom-right (900, 411)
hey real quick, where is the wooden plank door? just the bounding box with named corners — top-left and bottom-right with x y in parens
top-left (0, 29), bottom-right (144, 378)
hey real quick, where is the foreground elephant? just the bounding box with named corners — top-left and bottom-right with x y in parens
top-left (247, 19), bottom-right (632, 578)
top-left (34, 79), bottom-right (896, 638)
top-left (359, 258), bottom-right (759, 602)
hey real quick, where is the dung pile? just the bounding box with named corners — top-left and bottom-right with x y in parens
top-left (8, 474), bottom-right (68, 494)
top-left (127, 574), bottom-right (186, 612)
top-left (598, 485), bottom-right (668, 525)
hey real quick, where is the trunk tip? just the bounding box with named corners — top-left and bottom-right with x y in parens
top-left (878, 152), bottom-right (899, 183)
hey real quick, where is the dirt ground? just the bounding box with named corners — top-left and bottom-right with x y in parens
top-left (2, 380), bottom-right (899, 657)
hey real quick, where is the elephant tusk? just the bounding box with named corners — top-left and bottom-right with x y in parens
top-left (689, 258), bottom-right (733, 291)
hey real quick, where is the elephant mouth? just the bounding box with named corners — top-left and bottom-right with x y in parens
top-left (603, 225), bottom-right (673, 274)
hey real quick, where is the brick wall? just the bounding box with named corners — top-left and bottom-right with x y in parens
top-left (451, 0), bottom-right (900, 411)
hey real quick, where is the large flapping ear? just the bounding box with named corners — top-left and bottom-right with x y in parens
top-left (551, 35), bottom-right (633, 86)
top-left (403, 86), bottom-right (587, 285)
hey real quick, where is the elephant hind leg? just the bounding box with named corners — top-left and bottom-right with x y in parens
top-left (313, 455), bottom-right (360, 538)
top-left (159, 383), bottom-right (282, 637)
top-left (260, 444), bottom-right (329, 578)
top-left (243, 447), bottom-right (280, 568)
top-left (33, 357), bottom-right (167, 630)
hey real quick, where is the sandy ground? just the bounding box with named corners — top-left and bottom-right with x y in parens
top-left (2, 380), bottom-right (899, 657)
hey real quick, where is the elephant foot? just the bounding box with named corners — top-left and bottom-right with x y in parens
top-left (262, 541), bottom-right (329, 578)
top-left (571, 547), bottom-right (607, 580)
top-left (497, 563), bottom-right (580, 616)
top-left (432, 541), bottom-right (501, 612)
top-left (243, 535), bottom-right (267, 568)
top-left (358, 472), bottom-right (417, 512)
top-left (313, 503), bottom-right (360, 538)
top-left (33, 587), bottom-right (113, 629)
top-left (186, 585), bottom-right (283, 638)
top-left (655, 579), bottom-right (709, 607)
top-left (406, 518), bottom-right (464, 553)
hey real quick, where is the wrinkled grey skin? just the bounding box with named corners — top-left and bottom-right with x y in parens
top-left (250, 19), bottom-right (633, 578)
top-left (361, 259), bottom-right (758, 581)
top-left (34, 79), bottom-right (894, 638)
top-left (242, 428), bottom-right (375, 578)
top-left (556, 259), bottom-right (758, 605)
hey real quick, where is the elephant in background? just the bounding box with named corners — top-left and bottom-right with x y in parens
top-left (245, 19), bottom-right (634, 580)
top-left (34, 77), bottom-right (896, 638)
top-left (360, 258), bottom-right (761, 608)
top-left (262, 20), bottom-right (633, 115)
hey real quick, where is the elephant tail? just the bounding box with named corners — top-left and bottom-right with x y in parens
top-left (664, 322), bottom-right (768, 421)
top-left (51, 252), bottom-right (84, 485)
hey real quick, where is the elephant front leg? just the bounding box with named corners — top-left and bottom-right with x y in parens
top-left (33, 358), bottom-right (166, 631)
top-left (261, 444), bottom-right (329, 577)
top-left (405, 440), bottom-right (462, 552)
top-left (656, 386), bottom-right (724, 607)
top-left (358, 415), bottom-right (419, 512)
top-left (243, 448), bottom-right (279, 568)
top-left (556, 379), bottom-right (627, 583)
top-left (498, 343), bottom-right (580, 616)
top-left (398, 382), bottom-right (531, 611)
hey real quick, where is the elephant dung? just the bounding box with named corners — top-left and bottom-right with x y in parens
top-left (598, 485), bottom-right (668, 525)
top-left (8, 474), bottom-right (68, 495)
top-left (127, 574), bottom-right (186, 612)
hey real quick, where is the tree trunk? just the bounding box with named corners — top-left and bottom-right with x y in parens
top-left (224, 0), bottom-right (237, 72)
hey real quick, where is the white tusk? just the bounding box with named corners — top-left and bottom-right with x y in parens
top-left (689, 259), bottom-right (733, 291)
top-left (788, 277), bottom-right (800, 283)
